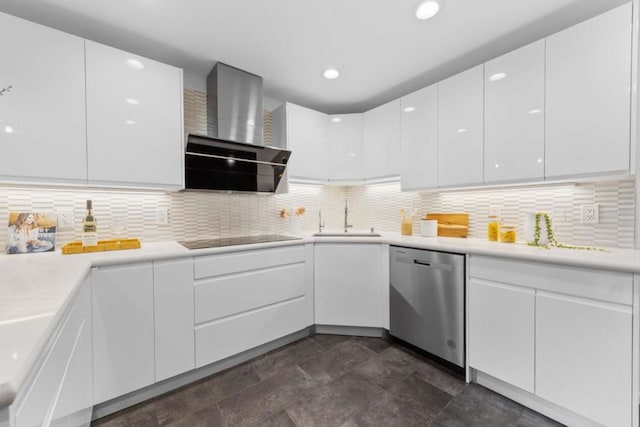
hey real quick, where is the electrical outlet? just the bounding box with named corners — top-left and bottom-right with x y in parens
top-left (580, 204), bottom-right (599, 224)
top-left (57, 210), bottom-right (75, 229)
top-left (156, 209), bottom-right (169, 226)
top-left (488, 206), bottom-right (502, 218)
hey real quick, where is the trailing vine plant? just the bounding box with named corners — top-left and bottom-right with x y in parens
top-left (527, 212), bottom-right (607, 251)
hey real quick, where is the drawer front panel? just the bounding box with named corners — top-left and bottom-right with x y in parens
top-left (469, 255), bottom-right (632, 305)
top-left (195, 263), bottom-right (305, 324)
top-left (194, 246), bottom-right (305, 279)
top-left (195, 297), bottom-right (309, 367)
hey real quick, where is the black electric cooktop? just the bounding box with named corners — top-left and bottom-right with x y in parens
top-left (178, 234), bottom-right (302, 250)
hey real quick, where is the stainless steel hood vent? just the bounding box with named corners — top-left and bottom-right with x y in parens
top-left (207, 63), bottom-right (263, 145)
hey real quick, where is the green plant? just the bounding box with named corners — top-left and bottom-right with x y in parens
top-left (527, 212), bottom-right (606, 251)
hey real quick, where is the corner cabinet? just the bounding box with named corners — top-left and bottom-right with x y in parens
top-left (437, 65), bottom-right (484, 188)
top-left (314, 243), bottom-right (385, 328)
top-left (0, 12), bottom-right (87, 185)
top-left (484, 40), bottom-right (545, 184)
top-left (363, 99), bottom-right (401, 180)
top-left (545, 3), bottom-right (632, 179)
top-left (328, 113), bottom-right (364, 182)
top-left (85, 41), bottom-right (184, 189)
top-left (400, 84), bottom-right (438, 190)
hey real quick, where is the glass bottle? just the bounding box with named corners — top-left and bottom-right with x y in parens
top-left (487, 215), bottom-right (500, 241)
top-left (82, 200), bottom-right (98, 246)
top-left (500, 224), bottom-right (517, 243)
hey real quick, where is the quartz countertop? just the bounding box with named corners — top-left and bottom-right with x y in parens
top-left (2, 233), bottom-right (639, 407)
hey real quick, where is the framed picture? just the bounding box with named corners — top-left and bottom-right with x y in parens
top-left (6, 212), bottom-right (57, 255)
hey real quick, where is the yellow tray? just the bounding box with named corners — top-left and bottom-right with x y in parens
top-left (61, 238), bottom-right (141, 254)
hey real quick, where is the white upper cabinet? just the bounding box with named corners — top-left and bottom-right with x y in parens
top-left (0, 12), bottom-right (87, 184)
top-left (285, 102), bottom-right (329, 182)
top-left (438, 65), bottom-right (484, 187)
top-left (545, 3), bottom-right (632, 178)
top-left (400, 84), bottom-right (438, 190)
top-left (328, 113), bottom-right (364, 182)
top-left (363, 99), bottom-right (401, 180)
top-left (85, 40), bottom-right (184, 189)
top-left (484, 40), bottom-right (545, 184)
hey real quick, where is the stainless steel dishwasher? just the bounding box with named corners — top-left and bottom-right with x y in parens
top-left (389, 246), bottom-right (465, 368)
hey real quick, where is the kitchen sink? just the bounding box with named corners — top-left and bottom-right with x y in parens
top-left (313, 231), bottom-right (381, 237)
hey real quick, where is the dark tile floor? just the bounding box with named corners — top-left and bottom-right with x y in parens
top-left (92, 335), bottom-right (563, 427)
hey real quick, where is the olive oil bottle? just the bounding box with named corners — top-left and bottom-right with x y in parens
top-left (82, 200), bottom-right (98, 246)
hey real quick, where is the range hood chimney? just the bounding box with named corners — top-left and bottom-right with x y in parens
top-left (207, 62), bottom-right (264, 145)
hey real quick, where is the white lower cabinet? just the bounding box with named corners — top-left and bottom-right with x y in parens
top-left (536, 291), bottom-right (632, 427)
top-left (153, 259), bottom-right (195, 382)
top-left (469, 256), bottom-right (634, 426)
top-left (92, 263), bottom-right (155, 404)
top-left (15, 278), bottom-right (92, 427)
top-left (194, 245), bottom-right (313, 367)
top-left (469, 280), bottom-right (534, 393)
top-left (314, 244), bottom-right (384, 328)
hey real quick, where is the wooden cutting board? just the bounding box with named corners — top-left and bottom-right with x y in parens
top-left (425, 213), bottom-right (469, 238)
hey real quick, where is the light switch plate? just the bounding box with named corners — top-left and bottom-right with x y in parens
top-left (57, 211), bottom-right (75, 229)
top-left (156, 209), bottom-right (169, 226)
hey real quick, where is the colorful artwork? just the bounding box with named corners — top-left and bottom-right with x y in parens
top-left (6, 212), bottom-right (57, 254)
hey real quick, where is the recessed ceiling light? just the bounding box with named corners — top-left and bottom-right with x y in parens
top-left (125, 98), bottom-right (139, 105)
top-left (537, 158), bottom-right (543, 163)
top-left (348, 152), bottom-right (356, 157)
top-left (331, 117), bottom-right (342, 123)
top-left (4, 125), bottom-right (14, 134)
top-left (495, 163), bottom-right (500, 168)
top-left (403, 107), bottom-right (416, 113)
top-left (489, 72), bottom-right (507, 82)
top-left (456, 128), bottom-right (468, 133)
top-left (528, 109), bottom-right (543, 115)
top-left (247, 119), bottom-right (255, 126)
top-left (126, 59), bottom-right (145, 70)
top-left (415, 0), bottom-right (441, 20)
top-left (125, 120), bottom-right (136, 125)
top-left (324, 68), bottom-right (340, 79)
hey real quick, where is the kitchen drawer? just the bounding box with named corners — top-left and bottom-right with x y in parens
top-left (195, 297), bottom-right (309, 367)
top-left (194, 245), bottom-right (305, 279)
top-left (469, 256), bottom-right (632, 305)
top-left (195, 263), bottom-right (305, 324)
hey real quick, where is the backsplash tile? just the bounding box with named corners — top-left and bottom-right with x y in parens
top-left (0, 179), bottom-right (634, 250)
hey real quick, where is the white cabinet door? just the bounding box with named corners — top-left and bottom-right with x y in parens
top-left (154, 259), bottom-right (195, 382)
top-left (92, 263), bottom-right (155, 404)
top-left (438, 65), bottom-right (484, 187)
top-left (50, 278), bottom-right (93, 427)
top-left (363, 99), bottom-right (401, 180)
top-left (314, 244), bottom-right (384, 327)
top-left (545, 3), bottom-right (632, 178)
top-left (285, 102), bottom-right (329, 181)
top-left (484, 40), bottom-right (545, 184)
top-left (85, 40), bottom-right (184, 189)
top-left (400, 84), bottom-right (438, 190)
top-left (328, 113), bottom-right (364, 181)
top-left (469, 280), bottom-right (535, 393)
top-left (0, 12), bottom-right (87, 184)
top-left (536, 291), bottom-right (632, 427)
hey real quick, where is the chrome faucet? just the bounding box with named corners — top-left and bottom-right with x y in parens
top-left (318, 209), bottom-right (325, 233)
top-left (344, 200), bottom-right (353, 233)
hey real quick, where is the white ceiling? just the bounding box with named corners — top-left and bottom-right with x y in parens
top-left (0, 0), bottom-right (629, 113)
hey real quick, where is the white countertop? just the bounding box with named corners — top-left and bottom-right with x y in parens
top-left (1, 233), bottom-right (639, 407)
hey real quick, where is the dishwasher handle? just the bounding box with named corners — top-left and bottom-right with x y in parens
top-left (413, 259), bottom-right (454, 272)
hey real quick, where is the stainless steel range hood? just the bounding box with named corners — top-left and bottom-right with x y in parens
top-left (207, 62), bottom-right (263, 145)
top-left (185, 63), bottom-right (290, 193)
